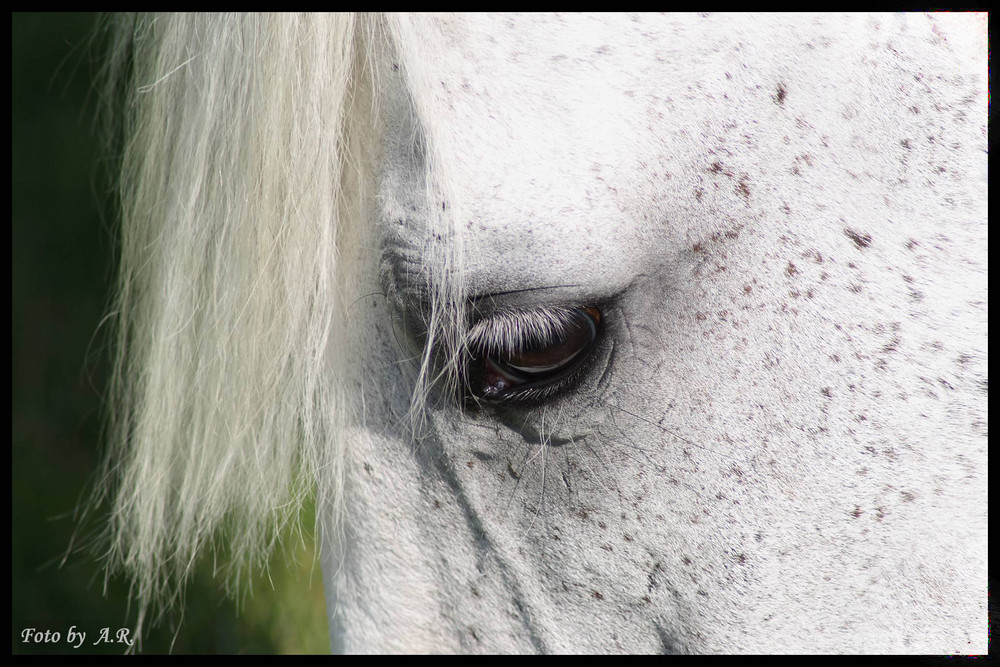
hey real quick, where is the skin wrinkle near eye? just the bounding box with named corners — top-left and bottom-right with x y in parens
top-left (476, 295), bottom-right (729, 476)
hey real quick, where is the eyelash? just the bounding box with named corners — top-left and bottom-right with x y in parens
top-left (461, 305), bottom-right (602, 405)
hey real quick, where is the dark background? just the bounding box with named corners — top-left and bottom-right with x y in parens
top-left (12, 13), bottom-right (328, 654)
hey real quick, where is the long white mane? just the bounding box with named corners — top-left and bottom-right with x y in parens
top-left (96, 13), bottom-right (443, 633)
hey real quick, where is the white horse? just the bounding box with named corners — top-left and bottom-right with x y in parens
top-left (96, 13), bottom-right (987, 653)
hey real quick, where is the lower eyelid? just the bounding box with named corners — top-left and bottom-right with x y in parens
top-left (491, 359), bottom-right (596, 405)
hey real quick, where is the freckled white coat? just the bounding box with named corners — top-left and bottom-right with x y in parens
top-left (100, 12), bottom-right (986, 654)
top-left (328, 13), bottom-right (987, 653)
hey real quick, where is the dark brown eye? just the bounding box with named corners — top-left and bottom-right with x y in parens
top-left (468, 306), bottom-right (602, 402)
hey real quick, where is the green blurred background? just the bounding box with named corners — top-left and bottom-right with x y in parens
top-left (12, 13), bottom-right (330, 654)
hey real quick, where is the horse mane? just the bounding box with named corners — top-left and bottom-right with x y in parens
top-left (91, 12), bottom-right (470, 638)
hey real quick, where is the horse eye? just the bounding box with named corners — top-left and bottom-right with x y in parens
top-left (469, 306), bottom-right (601, 402)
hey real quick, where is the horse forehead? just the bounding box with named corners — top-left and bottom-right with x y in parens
top-left (382, 13), bottom-right (919, 294)
top-left (423, 15), bottom-right (693, 284)
top-left (409, 14), bottom-right (724, 206)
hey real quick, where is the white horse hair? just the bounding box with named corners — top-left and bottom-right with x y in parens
top-left (94, 13), bottom-right (987, 653)
top-left (98, 11), bottom-right (359, 627)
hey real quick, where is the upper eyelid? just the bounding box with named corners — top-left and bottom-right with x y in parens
top-left (466, 283), bottom-right (607, 320)
top-left (468, 284), bottom-right (586, 308)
